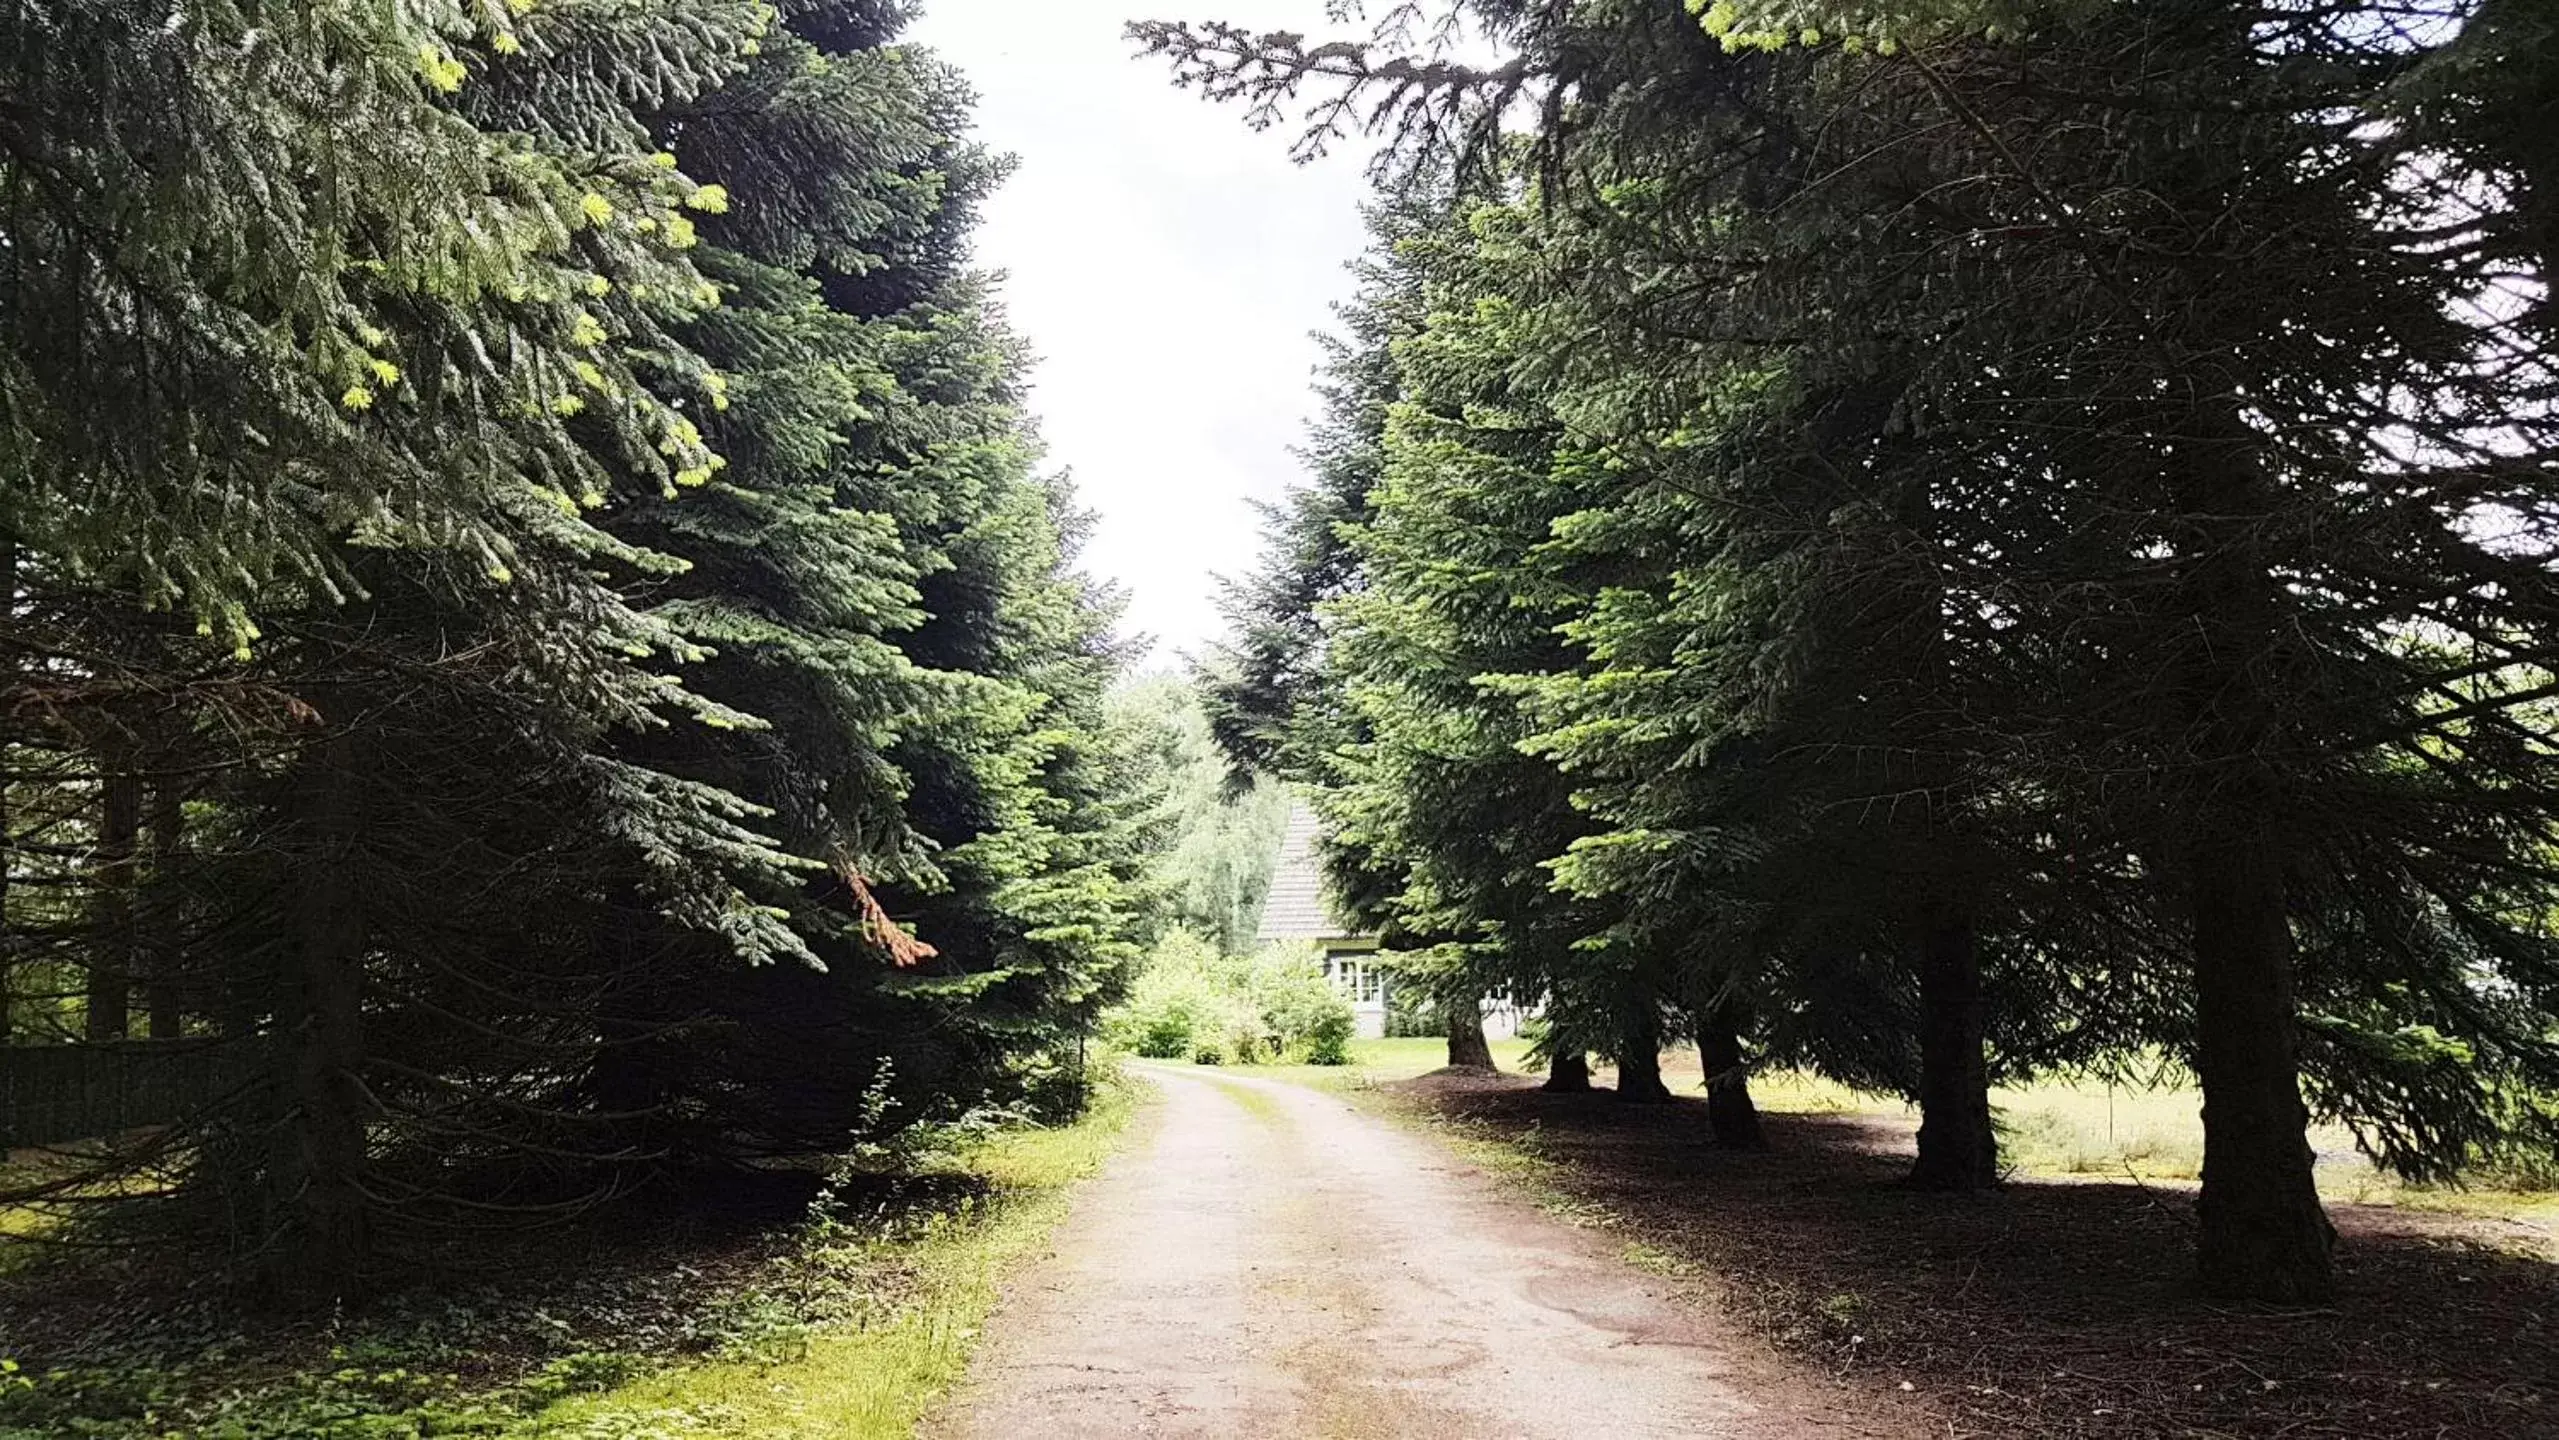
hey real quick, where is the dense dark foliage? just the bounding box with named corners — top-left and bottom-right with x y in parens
top-left (1161, 0), bottom-right (2559, 1302)
top-left (0, 0), bottom-right (1154, 1299)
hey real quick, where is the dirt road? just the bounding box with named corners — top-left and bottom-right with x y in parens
top-left (935, 1063), bottom-right (1913, 1439)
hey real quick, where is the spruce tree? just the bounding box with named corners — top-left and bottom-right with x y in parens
top-left (1, 0), bottom-right (1160, 1299)
top-left (1141, 0), bottom-right (2559, 1302)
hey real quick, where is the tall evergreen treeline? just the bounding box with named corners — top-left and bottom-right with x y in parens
top-left (1148, 0), bottom-right (2559, 1302)
top-left (0, 0), bottom-right (1156, 1299)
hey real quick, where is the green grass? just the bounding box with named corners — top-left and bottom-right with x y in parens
top-left (1227, 1035), bottom-right (1540, 1094)
top-left (0, 1189), bottom-right (48, 1243)
top-left (517, 1079), bottom-right (1141, 1440)
top-left (0, 1148), bottom-right (129, 1251)
top-left (1184, 1067), bottom-right (1295, 1125)
top-left (1224, 1041), bottom-right (2557, 1240)
top-left (0, 1204), bottom-right (48, 1260)
top-left (1748, 1068), bottom-right (2554, 1232)
top-left (1697, 1065), bottom-right (2221, 1181)
top-left (0, 1080), bottom-right (1144, 1440)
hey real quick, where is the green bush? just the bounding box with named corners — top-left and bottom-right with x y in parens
top-left (1385, 987), bottom-right (1442, 1039)
top-left (1247, 946), bottom-right (1357, 1063)
top-left (1103, 933), bottom-right (1356, 1066)
top-left (1126, 1009), bottom-right (1185, 1060)
top-left (1106, 931), bottom-right (1250, 1059)
top-left (1123, 975), bottom-right (1218, 1059)
top-left (1299, 1009), bottom-right (1355, 1066)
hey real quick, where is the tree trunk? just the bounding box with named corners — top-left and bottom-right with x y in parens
top-left (2190, 836), bottom-right (2333, 1303)
top-left (1698, 1005), bottom-right (1766, 1149)
top-left (0, 531), bottom-right (13, 1047)
top-left (0, 764), bottom-right (9, 1046)
top-left (2159, 407), bottom-right (2331, 1302)
top-left (271, 731), bottom-right (373, 1301)
top-left (1908, 904), bottom-right (1997, 1190)
top-left (1614, 1001), bottom-right (1672, 1103)
top-left (86, 754), bottom-right (140, 1042)
top-left (1445, 991), bottom-right (1495, 1071)
top-left (1543, 1050), bottom-right (1592, 1092)
top-left (144, 771), bottom-right (185, 1040)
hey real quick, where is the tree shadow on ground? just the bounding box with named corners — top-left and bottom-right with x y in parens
top-left (1404, 1075), bottom-right (2557, 1439)
top-left (0, 1161), bottom-right (995, 1385)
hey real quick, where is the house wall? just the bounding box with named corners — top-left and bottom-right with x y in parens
top-left (1320, 948), bottom-right (1390, 1040)
top-left (1479, 997), bottom-right (1530, 1042)
top-left (1315, 950), bottom-right (1538, 1042)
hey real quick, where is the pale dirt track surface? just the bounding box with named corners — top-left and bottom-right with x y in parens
top-left (932, 1063), bottom-right (1922, 1440)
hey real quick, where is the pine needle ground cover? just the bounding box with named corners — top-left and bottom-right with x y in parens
top-left (0, 1074), bottom-right (1138, 1440)
top-left (1265, 1039), bottom-right (2557, 1220)
top-left (1370, 1072), bottom-right (2557, 1439)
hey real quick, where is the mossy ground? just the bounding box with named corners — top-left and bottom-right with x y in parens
top-left (0, 1074), bottom-right (1141, 1440)
top-left (527, 1080), bottom-right (1142, 1440)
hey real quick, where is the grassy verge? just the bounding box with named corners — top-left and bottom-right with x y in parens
top-left (1752, 1067), bottom-right (2559, 1230)
top-left (0, 1074), bottom-right (1141, 1440)
top-left (0, 1161), bottom-right (49, 1246)
top-left (1191, 1036), bottom-right (2556, 1230)
top-left (525, 1079), bottom-right (1140, 1440)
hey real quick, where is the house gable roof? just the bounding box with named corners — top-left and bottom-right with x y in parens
top-left (1256, 800), bottom-right (1367, 944)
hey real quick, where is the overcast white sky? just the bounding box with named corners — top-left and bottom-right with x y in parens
top-left (907, 1), bottom-right (1382, 663)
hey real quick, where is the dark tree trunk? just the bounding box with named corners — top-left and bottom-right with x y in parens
top-left (144, 771), bottom-right (185, 1040)
top-left (1614, 1001), bottom-right (1673, 1103)
top-left (271, 731), bottom-right (373, 1301)
top-left (1445, 992), bottom-right (1495, 1071)
top-left (1908, 905), bottom-right (1997, 1190)
top-left (1698, 1005), bottom-right (1766, 1149)
top-left (0, 532), bottom-right (13, 1047)
top-left (1543, 1050), bottom-right (1592, 1092)
top-left (2190, 836), bottom-right (2333, 1303)
top-left (590, 912), bottom-right (671, 1160)
top-left (86, 756), bottom-right (140, 1042)
top-left (2159, 412), bottom-right (2332, 1302)
top-left (0, 771), bottom-right (9, 1045)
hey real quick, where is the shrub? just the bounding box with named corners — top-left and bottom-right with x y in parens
top-left (1102, 933), bottom-right (1356, 1066)
top-left (1126, 988), bottom-right (1208, 1059)
top-left (1385, 987), bottom-right (1442, 1038)
top-left (1248, 944), bottom-right (1357, 1063)
top-left (1106, 931), bottom-right (1252, 1059)
top-left (1299, 1008), bottom-right (1355, 1066)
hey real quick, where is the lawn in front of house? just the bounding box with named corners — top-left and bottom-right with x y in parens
top-left (1201, 1037), bottom-right (2558, 1234)
top-left (1202, 1034), bottom-right (1540, 1095)
top-left (1309, 1035), bottom-right (1537, 1081)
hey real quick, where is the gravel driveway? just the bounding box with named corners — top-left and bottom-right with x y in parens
top-left (934, 1063), bottom-right (1918, 1439)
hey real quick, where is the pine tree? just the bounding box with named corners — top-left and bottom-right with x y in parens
top-left (2, 0), bottom-right (1161, 1299)
top-left (1326, 193), bottom-right (1655, 1092)
top-left (1140, 0), bottom-right (2559, 1302)
top-left (575, 0), bottom-right (1155, 1152)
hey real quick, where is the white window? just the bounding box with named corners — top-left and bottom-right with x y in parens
top-left (1330, 956), bottom-right (1384, 1004)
